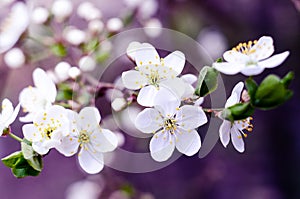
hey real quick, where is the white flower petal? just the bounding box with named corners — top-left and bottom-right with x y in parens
top-left (250, 36), bottom-right (274, 61)
top-left (0, 124), bottom-right (4, 136)
top-left (33, 68), bottom-right (57, 103)
top-left (163, 50), bottom-right (185, 76)
top-left (219, 120), bottom-right (231, 147)
top-left (90, 128), bottom-right (118, 152)
top-left (1, 99), bottom-right (14, 122)
top-left (258, 51), bottom-right (289, 69)
top-left (56, 135), bottom-right (79, 157)
top-left (122, 70), bottom-right (147, 90)
top-left (78, 147), bottom-right (104, 174)
top-left (4, 103), bottom-right (20, 127)
top-left (181, 74), bottom-right (197, 84)
top-left (223, 50), bottom-right (250, 63)
top-left (150, 131), bottom-right (175, 162)
top-left (22, 124), bottom-right (41, 142)
top-left (19, 113), bottom-right (35, 123)
top-left (78, 107), bottom-right (101, 131)
top-left (160, 78), bottom-right (186, 100)
top-left (153, 87), bottom-right (180, 117)
top-left (32, 142), bottom-right (51, 155)
top-left (240, 64), bottom-right (265, 76)
top-left (176, 105), bottom-right (207, 129)
top-left (126, 42), bottom-right (142, 61)
top-left (225, 82), bottom-right (244, 108)
top-left (134, 43), bottom-right (160, 66)
top-left (175, 129), bottom-right (201, 156)
top-left (213, 62), bottom-right (243, 75)
top-left (135, 108), bottom-right (163, 133)
top-left (230, 126), bottom-right (245, 153)
top-left (137, 85), bottom-right (158, 107)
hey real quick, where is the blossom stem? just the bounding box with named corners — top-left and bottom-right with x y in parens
top-left (8, 132), bottom-right (23, 143)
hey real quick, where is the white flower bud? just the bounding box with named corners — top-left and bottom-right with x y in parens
top-left (137, 0), bottom-right (158, 20)
top-left (144, 18), bottom-right (162, 38)
top-left (106, 18), bottom-right (124, 32)
top-left (55, 61), bottom-right (71, 81)
top-left (68, 67), bottom-right (81, 79)
top-left (88, 19), bottom-right (104, 34)
top-left (32, 7), bottom-right (49, 24)
top-left (63, 27), bottom-right (86, 45)
top-left (51, 0), bottom-right (73, 22)
top-left (112, 98), bottom-right (127, 112)
top-left (4, 48), bottom-right (25, 68)
top-left (77, 2), bottom-right (102, 21)
top-left (78, 56), bottom-right (96, 72)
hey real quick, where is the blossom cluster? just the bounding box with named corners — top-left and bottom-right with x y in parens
top-left (0, 0), bottom-right (293, 179)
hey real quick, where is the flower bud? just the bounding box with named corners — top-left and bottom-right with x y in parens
top-left (55, 61), bottom-right (71, 81)
top-left (78, 56), bottom-right (96, 72)
top-left (63, 27), bottom-right (86, 45)
top-left (106, 18), bottom-right (124, 32)
top-left (77, 2), bottom-right (102, 21)
top-left (144, 18), bottom-right (162, 38)
top-left (88, 19), bottom-right (104, 34)
top-left (112, 98), bottom-right (127, 112)
top-left (32, 7), bottom-right (49, 24)
top-left (51, 0), bottom-right (73, 22)
top-left (68, 67), bottom-right (81, 79)
top-left (4, 48), bottom-right (25, 68)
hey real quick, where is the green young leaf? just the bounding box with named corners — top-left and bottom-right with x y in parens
top-left (281, 71), bottom-right (294, 88)
top-left (21, 142), bottom-right (43, 172)
top-left (245, 77), bottom-right (258, 104)
top-left (2, 151), bottom-right (23, 168)
top-left (50, 43), bottom-right (67, 57)
top-left (195, 66), bottom-right (219, 97)
top-left (56, 83), bottom-right (74, 101)
top-left (254, 74), bottom-right (293, 110)
top-left (12, 156), bottom-right (40, 178)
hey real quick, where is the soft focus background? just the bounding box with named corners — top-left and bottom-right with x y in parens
top-left (0, 0), bottom-right (300, 199)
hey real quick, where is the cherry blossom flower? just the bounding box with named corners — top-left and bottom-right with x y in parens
top-left (219, 82), bottom-right (253, 153)
top-left (122, 42), bottom-right (186, 106)
top-left (51, 0), bottom-right (73, 22)
top-left (0, 99), bottom-right (20, 136)
top-left (56, 107), bottom-right (118, 174)
top-left (213, 36), bottom-right (289, 76)
top-left (0, 2), bottom-right (29, 54)
top-left (22, 105), bottom-right (70, 155)
top-left (19, 68), bottom-right (57, 122)
top-left (135, 88), bottom-right (207, 162)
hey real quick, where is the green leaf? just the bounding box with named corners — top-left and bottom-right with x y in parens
top-left (21, 142), bottom-right (43, 172)
top-left (56, 83), bottom-right (74, 101)
top-left (245, 77), bottom-right (258, 104)
top-left (281, 71), bottom-right (294, 88)
top-left (195, 66), bottom-right (219, 97)
top-left (50, 43), bottom-right (67, 57)
top-left (12, 156), bottom-right (40, 178)
top-left (254, 74), bottom-right (293, 110)
top-left (82, 39), bottom-right (99, 53)
top-left (2, 151), bottom-right (23, 168)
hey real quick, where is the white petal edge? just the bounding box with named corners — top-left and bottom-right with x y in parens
top-left (225, 82), bottom-right (244, 108)
top-left (219, 120), bottom-right (231, 147)
top-left (230, 126), bottom-right (245, 153)
top-left (126, 41), bottom-right (142, 61)
top-left (78, 107), bottom-right (101, 131)
top-left (91, 128), bottom-right (118, 152)
top-left (78, 147), bottom-right (104, 174)
top-left (163, 50), bottom-right (185, 76)
top-left (258, 51), bottom-right (289, 69)
top-left (150, 131), bottom-right (175, 162)
top-left (137, 85), bottom-right (159, 107)
top-left (175, 129), bottom-right (201, 156)
top-left (213, 62), bottom-right (243, 75)
top-left (240, 64), bottom-right (265, 76)
top-left (134, 43), bottom-right (160, 66)
top-left (176, 105), bottom-right (207, 129)
top-left (33, 68), bottom-right (57, 102)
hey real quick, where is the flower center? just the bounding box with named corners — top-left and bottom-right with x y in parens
top-left (232, 40), bottom-right (257, 55)
top-left (43, 126), bottom-right (57, 139)
top-left (148, 71), bottom-right (160, 86)
top-left (78, 130), bottom-right (90, 143)
top-left (164, 118), bottom-right (177, 132)
top-left (237, 117), bottom-right (254, 138)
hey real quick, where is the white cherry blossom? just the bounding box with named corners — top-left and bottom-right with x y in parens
top-left (122, 42), bottom-right (186, 106)
top-left (219, 82), bottom-right (253, 153)
top-left (135, 88), bottom-right (207, 162)
top-left (19, 68), bottom-right (57, 122)
top-left (22, 105), bottom-right (70, 155)
top-left (0, 2), bottom-right (29, 54)
top-left (213, 36), bottom-right (289, 76)
top-left (56, 107), bottom-right (118, 174)
top-left (0, 99), bottom-right (20, 135)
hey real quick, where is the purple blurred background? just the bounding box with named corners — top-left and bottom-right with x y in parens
top-left (0, 0), bottom-right (300, 198)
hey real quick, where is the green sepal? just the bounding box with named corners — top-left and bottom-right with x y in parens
top-left (50, 43), bottom-right (67, 57)
top-left (195, 66), bottom-right (219, 97)
top-left (56, 83), bottom-right (74, 101)
top-left (245, 77), bottom-right (258, 104)
top-left (281, 71), bottom-right (294, 88)
top-left (2, 151), bottom-right (23, 168)
top-left (254, 74), bottom-right (293, 110)
top-left (21, 142), bottom-right (43, 172)
top-left (225, 102), bottom-right (255, 121)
